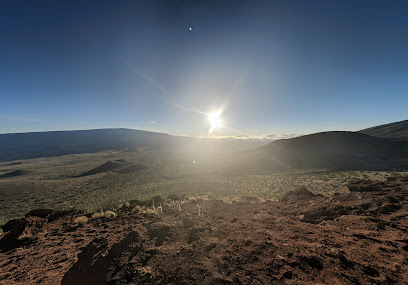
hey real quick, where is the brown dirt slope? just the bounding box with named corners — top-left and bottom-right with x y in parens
top-left (0, 178), bottom-right (407, 284)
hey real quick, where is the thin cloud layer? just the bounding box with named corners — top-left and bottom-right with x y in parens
top-left (232, 134), bottom-right (303, 141)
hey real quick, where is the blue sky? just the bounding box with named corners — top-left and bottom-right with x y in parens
top-left (1, 0), bottom-right (407, 136)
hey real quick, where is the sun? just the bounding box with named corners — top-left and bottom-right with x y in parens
top-left (208, 111), bottom-right (222, 131)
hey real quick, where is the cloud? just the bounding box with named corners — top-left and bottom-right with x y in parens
top-left (232, 133), bottom-right (303, 141)
top-left (146, 120), bottom-right (157, 125)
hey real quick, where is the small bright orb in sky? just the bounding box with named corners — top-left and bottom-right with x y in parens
top-left (208, 111), bottom-right (222, 130)
top-left (189, 27), bottom-right (192, 31)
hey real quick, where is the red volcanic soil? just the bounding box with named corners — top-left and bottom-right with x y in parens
top-left (0, 178), bottom-right (408, 284)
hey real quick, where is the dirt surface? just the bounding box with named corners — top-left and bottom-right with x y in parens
top-left (0, 178), bottom-right (407, 284)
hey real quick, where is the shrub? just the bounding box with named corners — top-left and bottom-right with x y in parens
top-left (104, 210), bottom-right (117, 218)
top-left (91, 210), bottom-right (117, 219)
top-left (74, 216), bottom-right (88, 226)
top-left (91, 211), bottom-right (104, 219)
top-left (132, 205), bottom-right (145, 213)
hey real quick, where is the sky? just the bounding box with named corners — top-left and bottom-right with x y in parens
top-left (1, 0), bottom-right (407, 137)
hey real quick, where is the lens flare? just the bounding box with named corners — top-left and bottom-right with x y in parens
top-left (208, 110), bottom-right (222, 132)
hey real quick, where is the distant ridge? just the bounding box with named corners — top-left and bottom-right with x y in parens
top-left (359, 120), bottom-right (408, 140)
top-left (0, 128), bottom-right (262, 162)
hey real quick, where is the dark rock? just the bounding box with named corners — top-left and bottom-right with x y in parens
top-left (48, 210), bottom-right (75, 222)
top-left (62, 231), bottom-right (141, 285)
top-left (1, 218), bottom-right (25, 232)
top-left (0, 216), bottom-right (48, 251)
top-left (0, 219), bottom-right (28, 252)
top-left (61, 237), bottom-right (109, 285)
top-left (25, 208), bottom-right (54, 219)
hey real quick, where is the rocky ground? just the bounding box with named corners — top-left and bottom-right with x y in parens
top-left (0, 178), bottom-right (407, 284)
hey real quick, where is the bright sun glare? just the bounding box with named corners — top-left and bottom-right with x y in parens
top-left (208, 111), bottom-right (222, 131)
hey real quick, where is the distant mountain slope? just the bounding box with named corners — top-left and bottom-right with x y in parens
top-left (0, 129), bottom-right (182, 162)
top-left (255, 131), bottom-right (408, 170)
top-left (359, 120), bottom-right (408, 140)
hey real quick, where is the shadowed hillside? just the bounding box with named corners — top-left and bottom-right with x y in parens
top-left (0, 170), bottom-right (29, 179)
top-left (255, 131), bottom-right (408, 170)
top-left (359, 120), bottom-right (408, 140)
top-left (75, 160), bottom-right (129, 177)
